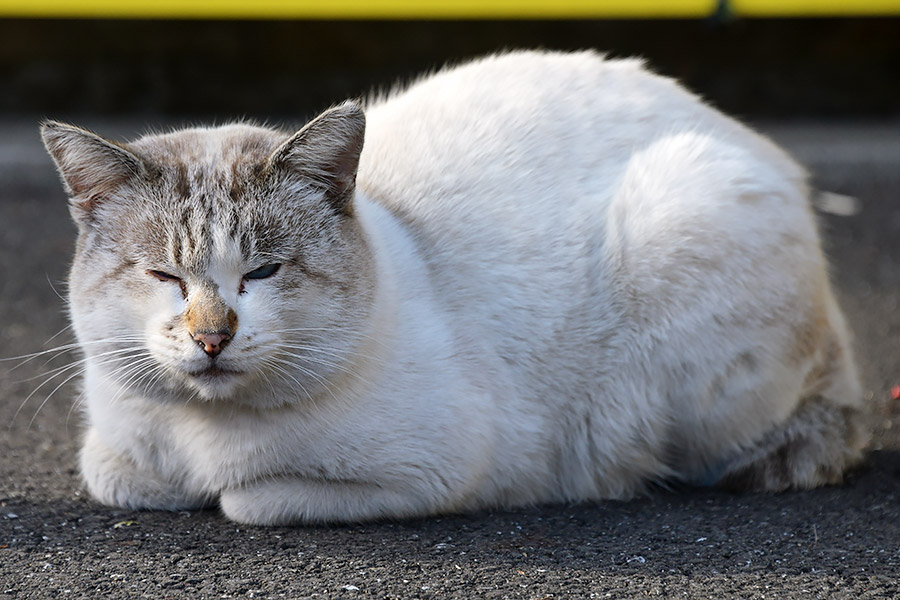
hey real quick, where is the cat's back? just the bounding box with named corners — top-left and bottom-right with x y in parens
top-left (358, 49), bottom-right (801, 218)
top-left (356, 50), bottom-right (809, 328)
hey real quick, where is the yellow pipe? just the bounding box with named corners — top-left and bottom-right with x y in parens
top-left (0, 0), bottom-right (717, 19)
top-left (1, 0), bottom-right (898, 18)
top-left (732, 0), bottom-right (900, 15)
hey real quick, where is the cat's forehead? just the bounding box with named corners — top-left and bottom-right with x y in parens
top-left (129, 124), bottom-right (287, 172)
top-left (128, 124), bottom-right (297, 230)
top-left (118, 124), bottom-right (328, 272)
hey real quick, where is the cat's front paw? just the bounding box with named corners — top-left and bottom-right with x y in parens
top-left (80, 428), bottom-right (209, 511)
top-left (220, 477), bottom-right (433, 525)
top-left (220, 481), bottom-right (305, 525)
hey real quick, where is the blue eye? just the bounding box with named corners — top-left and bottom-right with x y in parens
top-left (243, 263), bottom-right (281, 280)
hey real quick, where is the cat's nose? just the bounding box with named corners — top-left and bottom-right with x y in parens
top-left (193, 332), bottom-right (231, 358)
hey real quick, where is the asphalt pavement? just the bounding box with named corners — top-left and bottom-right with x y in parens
top-left (1, 118), bottom-right (899, 599)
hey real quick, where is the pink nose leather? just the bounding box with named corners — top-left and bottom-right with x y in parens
top-left (193, 332), bottom-right (231, 357)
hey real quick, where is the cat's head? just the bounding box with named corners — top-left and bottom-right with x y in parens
top-left (41, 103), bottom-right (376, 405)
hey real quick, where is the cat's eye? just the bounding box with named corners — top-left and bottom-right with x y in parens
top-left (243, 263), bottom-right (281, 280)
top-left (147, 269), bottom-right (181, 282)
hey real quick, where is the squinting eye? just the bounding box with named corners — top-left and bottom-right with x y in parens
top-left (147, 269), bottom-right (181, 282)
top-left (243, 263), bottom-right (281, 280)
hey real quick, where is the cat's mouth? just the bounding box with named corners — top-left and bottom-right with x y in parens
top-left (186, 364), bottom-right (244, 379)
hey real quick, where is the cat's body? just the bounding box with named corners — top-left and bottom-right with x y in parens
top-left (42, 51), bottom-right (867, 525)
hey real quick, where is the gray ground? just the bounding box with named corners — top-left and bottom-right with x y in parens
top-left (1, 119), bottom-right (899, 599)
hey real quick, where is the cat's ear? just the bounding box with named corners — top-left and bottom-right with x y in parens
top-left (268, 101), bottom-right (365, 214)
top-left (40, 121), bottom-right (146, 218)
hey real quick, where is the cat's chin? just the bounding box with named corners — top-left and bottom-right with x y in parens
top-left (182, 364), bottom-right (247, 400)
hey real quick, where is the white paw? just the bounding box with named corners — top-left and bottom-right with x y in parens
top-left (220, 484), bottom-right (302, 526)
top-left (80, 428), bottom-right (209, 511)
top-left (220, 477), bottom-right (440, 525)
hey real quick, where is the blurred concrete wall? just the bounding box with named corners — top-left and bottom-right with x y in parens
top-left (1, 18), bottom-right (898, 120)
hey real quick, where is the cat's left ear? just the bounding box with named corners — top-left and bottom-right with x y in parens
top-left (268, 101), bottom-right (365, 215)
top-left (40, 121), bottom-right (147, 221)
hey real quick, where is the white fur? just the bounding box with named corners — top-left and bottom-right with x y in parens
top-left (61, 51), bottom-right (862, 524)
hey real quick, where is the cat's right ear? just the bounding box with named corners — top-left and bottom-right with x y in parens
top-left (40, 121), bottom-right (146, 222)
top-left (267, 101), bottom-right (366, 215)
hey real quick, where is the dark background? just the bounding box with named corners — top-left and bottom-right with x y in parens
top-left (2, 18), bottom-right (899, 122)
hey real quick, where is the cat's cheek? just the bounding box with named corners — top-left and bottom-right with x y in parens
top-left (71, 282), bottom-right (146, 350)
top-left (142, 295), bottom-right (193, 370)
top-left (233, 288), bottom-right (282, 333)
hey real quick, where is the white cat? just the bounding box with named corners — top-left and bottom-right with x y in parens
top-left (41, 50), bottom-right (867, 525)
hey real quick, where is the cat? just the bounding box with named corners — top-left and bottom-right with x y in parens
top-left (41, 50), bottom-right (868, 525)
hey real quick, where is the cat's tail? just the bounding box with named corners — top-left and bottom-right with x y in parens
top-left (715, 290), bottom-right (869, 492)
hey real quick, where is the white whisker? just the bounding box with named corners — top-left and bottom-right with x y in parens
top-left (268, 354), bottom-right (341, 405)
top-left (3, 336), bottom-right (145, 371)
top-left (28, 366), bottom-right (92, 429)
top-left (274, 348), bottom-right (361, 380)
top-left (65, 387), bottom-right (91, 432)
top-left (9, 350), bottom-right (146, 428)
top-left (262, 357), bottom-right (317, 408)
top-left (15, 347), bottom-right (143, 384)
top-left (269, 327), bottom-right (389, 350)
top-left (42, 323), bottom-right (74, 347)
top-left (105, 356), bottom-right (159, 404)
top-left (45, 273), bottom-right (67, 302)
